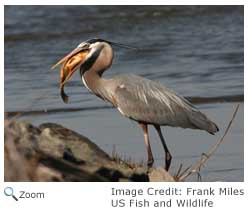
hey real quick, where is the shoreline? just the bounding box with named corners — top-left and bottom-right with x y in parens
top-left (5, 94), bottom-right (244, 118)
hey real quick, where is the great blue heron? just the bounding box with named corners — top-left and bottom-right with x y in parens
top-left (52, 38), bottom-right (219, 171)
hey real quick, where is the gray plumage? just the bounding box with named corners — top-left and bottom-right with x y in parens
top-left (108, 74), bottom-right (218, 134)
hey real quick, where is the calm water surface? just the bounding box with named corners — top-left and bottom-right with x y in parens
top-left (4, 6), bottom-right (244, 181)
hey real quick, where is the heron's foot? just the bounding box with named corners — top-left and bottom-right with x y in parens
top-left (146, 159), bottom-right (154, 173)
top-left (147, 158), bottom-right (154, 168)
top-left (165, 152), bottom-right (172, 171)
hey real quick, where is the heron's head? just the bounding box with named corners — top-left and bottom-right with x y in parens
top-left (52, 38), bottom-right (137, 86)
top-left (51, 38), bottom-right (114, 87)
top-left (52, 38), bottom-right (137, 102)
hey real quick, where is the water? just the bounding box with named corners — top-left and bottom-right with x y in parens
top-left (4, 6), bottom-right (244, 181)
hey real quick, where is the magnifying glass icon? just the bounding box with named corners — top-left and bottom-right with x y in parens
top-left (4, 187), bottom-right (18, 201)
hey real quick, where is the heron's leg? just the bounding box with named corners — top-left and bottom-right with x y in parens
top-left (139, 123), bottom-right (154, 168)
top-left (154, 125), bottom-right (172, 171)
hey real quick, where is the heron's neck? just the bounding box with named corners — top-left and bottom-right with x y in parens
top-left (81, 44), bottom-right (113, 100)
top-left (82, 70), bottom-right (110, 101)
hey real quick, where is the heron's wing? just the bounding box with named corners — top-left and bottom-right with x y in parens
top-left (112, 74), bottom-right (218, 133)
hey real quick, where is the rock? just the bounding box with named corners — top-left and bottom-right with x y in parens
top-left (38, 123), bottom-right (111, 164)
top-left (149, 167), bottom-right (175, 182)
top-left (36, 164), bottom-right (63, 182)
top-left (4, 120), bottom-right (153, 182)
top-left (4, 120), bottom-right (39, 181)
top-left (4, 140), bottom-right (37, 181)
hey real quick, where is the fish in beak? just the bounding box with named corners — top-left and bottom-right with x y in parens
top-left (51, 47), bottom-right (90, 103)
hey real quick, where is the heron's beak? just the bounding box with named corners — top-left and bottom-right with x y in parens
top-left (51, 47), bottom-right (90, 103)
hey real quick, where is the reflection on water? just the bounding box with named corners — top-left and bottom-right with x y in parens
top-left (4, 6), bottom-right (244, 181)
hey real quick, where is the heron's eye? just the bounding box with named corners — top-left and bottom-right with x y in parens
top-left (77, 43), bottom-right (90, 48)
